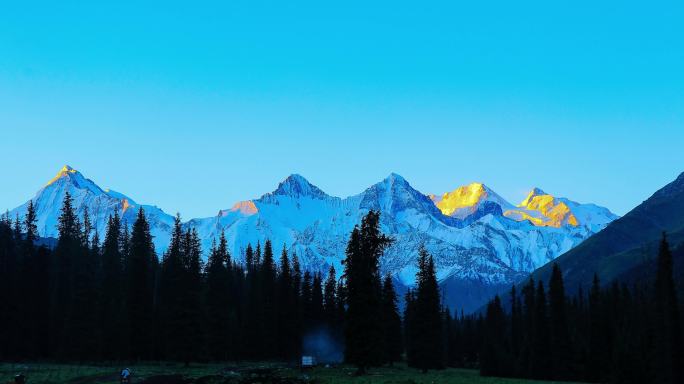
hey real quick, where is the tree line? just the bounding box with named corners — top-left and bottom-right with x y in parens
top-left (0, 194), bottom-right (427, 370)
top-left (1, 193), bottom-right (683, 383)
top-left (468, 233), bottom-right (684, 383)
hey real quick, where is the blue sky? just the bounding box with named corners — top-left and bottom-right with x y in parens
top-left (1, 0), bottom-right (683, 217)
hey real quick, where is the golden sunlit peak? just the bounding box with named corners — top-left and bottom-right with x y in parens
top-left (60, 164), bottom-right (77, 173)
top-left (228, 200), bottom-right (258, 215)
top-left (434, 182), bottom-right (489, 216)
top-left (508, 187), bottom-right (579, 228)
top-left (45, 165), bottom-right (79, 186)
top-left (520, 187), bottom-right (546, 207)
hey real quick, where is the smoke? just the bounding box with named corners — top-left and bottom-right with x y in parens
top-left (301, 326), bottom-right (344, 364)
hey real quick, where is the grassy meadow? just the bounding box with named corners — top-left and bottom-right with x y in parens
top-left (1, 362), bottom-right (586, 384)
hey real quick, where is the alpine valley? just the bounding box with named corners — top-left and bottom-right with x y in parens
top-left (9, 165), bottom-right (618, 312)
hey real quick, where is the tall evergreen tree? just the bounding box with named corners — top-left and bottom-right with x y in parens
top-left (291, 252), bottom-right (303, 357)
top-left (342, 211), bottom-right (392, 374)
top-left (404, 289), bottom-right (416, 367)
top-left (311, 272), bottom-right (324, 327)
top-left (323, 265), bottom-right (340, 336)
top-left (509, 285), bottom-right (523, 375)
top-left (50, 192), bottom-right (82, 358)
top-left (480, 295), bottom-right (511, 377)
top-left (205, 231), bottom-right (232, 361)
top-left (301, 270), bottom-right (313, 330)
top-left (64, 206), bottom-right (99, 360)
top-left (548, 263), bottom-right (572, 379)
top-left (531, 281), bottom-right (551, 380)
top-left (158, 214), bottom-right (187, 361)
top-left (23, 200), bottom-right (38, 246)
top-left (586, 273), bottom-right (605, 382)
top-left (126, 207), bottom-right (156, 361)
top-left (260, 239), bottom-right (278, 357)
top-left (407, 247), bottom-right (443, 373)
top-left (652, 233), bottom-right (683, 383)
top-left (518, 278), bottom-right (536, 377)
top-left (244, 241), bottom-right (265, 359)
top-left (0, 211), bottom-right (19, 359)
top-left (20, 201), bottom-right (50, 359)
top-left (99, 213), bottom-right (124, 359)
top-left (381, 274), bottom-right (402, 366)
top-left (179, 227), bottom-right (204, 364)
top-left (277, 245), bottom-right (297, 360)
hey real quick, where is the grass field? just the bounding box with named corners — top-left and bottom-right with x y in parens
top-left (0, 362), bottom-right (585, 384)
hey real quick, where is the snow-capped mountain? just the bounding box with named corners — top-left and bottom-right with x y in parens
top-left (10, 166), bottom-right (175, 248)
top-left (429, 182), bottom-right (513, 219)
top-left (9, 166), bottom-right (619, 312)
top-left (431, 183), bottom-right (618, 232)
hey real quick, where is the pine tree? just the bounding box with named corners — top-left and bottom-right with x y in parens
top-left (381, 274), bottom-right (402, 366)
top-left (311, 272), bottom-right (325, 327)
top-left (24, 200), bottom-right (38, 247)
top-left (159, 214), bottom-right (187, 361)
top-left (99, 213), bottom-right (124, 359)
top-left (0, 210), bottom-right (19, 359)
top-left (342, 211), bottom-right (392, 374)
top-left (519, 277), bottom-right (536, 377)
top-left (323, 265), bottom-right (340, 338)
top-left (179, 227), bottom-right (204, 364)
top-left (14, 200), bottom-right (38, 358)
top-left (260, 239), bottom-right (278, 358)
top-left (244, 241), bottom-right (265, 359)
top-left (652, 233), bottom-right (683, 383)
top-left (480, 295), bottom-right (511, 377)
top-left (126, 207), bottom-right (156, 361)
top-left (301, 270), bottom-right (313, 330)
top-left (586, 273), bottom-right (607, 382)
top-left (20, 201), bottom-right (50, 359)
top-left (205, 231), bottom-right (232, 361)
top-left (291, 252), bottom-right (303, 357)
top-left (51, 192), bottom-right (82, 358)
top-left (509, 285), bottom-right (523, 375)
top-left (548, 263), bottom-right (572, 380)
top-left (407, 247), bottom-right (443, 373)
top-left (277, 245), bottom-right (297, 360)
top-left (404, 289), bottom-right (416, 367)
top-left (64, 205), bottom-right (98, 359)
top-left (531, 281), bottom-right (550, 380)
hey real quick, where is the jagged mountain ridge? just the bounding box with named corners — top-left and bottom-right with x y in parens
top-left (9, 166), bottom-right (619, 312)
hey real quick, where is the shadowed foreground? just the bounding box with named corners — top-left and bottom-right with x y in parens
top-left (0, 363), bottom-right (586, 384)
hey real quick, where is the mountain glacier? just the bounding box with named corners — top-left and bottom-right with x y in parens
top-left (9, 165), bottom-right (618, 312)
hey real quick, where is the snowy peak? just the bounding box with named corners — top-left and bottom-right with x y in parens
top-left (431, 182), bottom-right (512, 219)
top-left (44, 165), bottom-right (103, 195)
top-left (270, 174), bottom-right (329, 199)
top-left (375, 173), bottom-right (413, 195)
top-left (46, 165), bottom-right (79, 186)
top-left (503, 188), bottom-right (578, 228)
top-left (519, 187), bottom-right (547, 207)
top-left (428, 182), bottom-right (617, 230)
top-left (220, 200), bottom-right (259, 216)
top-left (359, 173), bottom-right (442, 216)
top-left (11, 164), bottom-right (175, 243)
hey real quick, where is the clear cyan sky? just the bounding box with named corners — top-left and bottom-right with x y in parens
top-left (1, 1), bottom-right (683, 218)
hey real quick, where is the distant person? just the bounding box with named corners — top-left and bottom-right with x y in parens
top-left (120, 368), bottom-right (131, 383)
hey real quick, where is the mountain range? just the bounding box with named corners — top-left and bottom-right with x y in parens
top-left (9, 165), bottom-right (619, 312)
